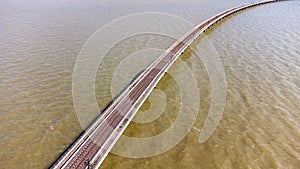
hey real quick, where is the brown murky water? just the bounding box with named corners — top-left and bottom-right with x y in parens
top-left (0, 0), bottom-right (299, 168)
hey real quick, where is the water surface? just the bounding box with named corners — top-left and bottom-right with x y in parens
top-left (0, 0), bottom-right (299, 168)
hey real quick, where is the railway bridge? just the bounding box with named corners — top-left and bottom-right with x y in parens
top-left (50, 0), bottom-right (286, 168)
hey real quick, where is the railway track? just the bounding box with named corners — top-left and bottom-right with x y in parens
top-left (50, 1), bottom-right (285, 168)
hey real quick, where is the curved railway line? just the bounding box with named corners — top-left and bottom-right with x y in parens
top-left (50, 0), bottom-right (287, 168)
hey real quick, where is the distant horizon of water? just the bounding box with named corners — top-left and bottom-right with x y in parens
top-left (0, 0), bottom-right (299, 168)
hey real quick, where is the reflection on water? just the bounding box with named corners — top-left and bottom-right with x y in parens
top-left (0, 0), bottom-right (299, 168)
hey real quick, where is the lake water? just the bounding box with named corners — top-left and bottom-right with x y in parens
top-left (0, 0), bottom-right (299, 168)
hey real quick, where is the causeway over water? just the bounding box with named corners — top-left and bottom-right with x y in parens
top-left (50, 0), bottom-right (286, 168)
